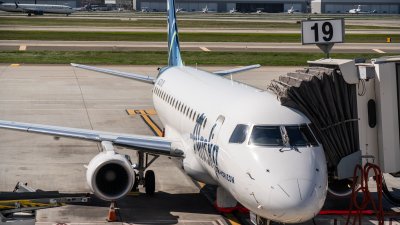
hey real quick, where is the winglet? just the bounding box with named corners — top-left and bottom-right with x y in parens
top-left (167, 0), bottom-right (183, 67)
top-left (14, 2), bottom-right (19, 8)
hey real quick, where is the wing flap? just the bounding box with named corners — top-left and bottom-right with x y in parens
top-left (214, 64), bottom-right (261, 76)
top-left (0, 120), bottom-right (183, 157)
top-left (71, 63), bottom-right (156, 84)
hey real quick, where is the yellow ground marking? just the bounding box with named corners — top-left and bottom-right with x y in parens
top-left (0, 200), bottom-right (61, 209)
top-left (10, 64), bottom-right (20, 67)
top-left (144, 109), bottom-right (157, 115)
top-left (126, 109), bottom-right (137, 115)
top-left (19, 45), bottom-right (27, 51)
top-left (138, 110), bottom-right (163, 137)
top-left (373, 49), bottom-right (386, 53)
top-left (200, 47), bottom-right (211, 52)
top-left (126, 109), bottom-right (157, 116)
top-left (225, 213), bottom-right (241, 225)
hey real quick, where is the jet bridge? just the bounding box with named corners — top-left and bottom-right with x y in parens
top-left (268, 56), bottom-right (400, 199)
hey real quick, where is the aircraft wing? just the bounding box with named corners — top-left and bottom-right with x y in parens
top-left (0, 120), bottom-right (184, 157)
top-left (213, 64), bottom-right (261, 76)
top-left (71, 63), bottom-right (156, 84)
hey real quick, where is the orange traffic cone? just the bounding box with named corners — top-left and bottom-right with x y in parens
top-left (107, 201), bottom-right (118, 222)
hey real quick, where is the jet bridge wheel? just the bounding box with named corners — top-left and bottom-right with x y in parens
top-left (144, 170), bottom-right (155, 196)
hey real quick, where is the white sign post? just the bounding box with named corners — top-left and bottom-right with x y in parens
top-left (301, 19), bottom-right (345, 58)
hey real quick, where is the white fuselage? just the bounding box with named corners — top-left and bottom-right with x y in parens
top-left (152, 67), bottom-right (328, 223)
top-left (0, 3), bottom-right (75, 14)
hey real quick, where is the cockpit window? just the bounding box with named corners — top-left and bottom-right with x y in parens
top-left (249, 126), bottom-right (283, 146)
top-left (249, 125), bottom-right (318, 147)
top-left (229, 124), bottom-right (249, 144)
top-left (286, 125), bottom-right (318, 147)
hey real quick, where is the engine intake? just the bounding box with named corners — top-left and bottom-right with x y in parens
top-left (86, 143), bottom-right (134, 201)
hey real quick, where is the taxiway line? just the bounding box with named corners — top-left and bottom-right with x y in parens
top-left (19, 45), bottom-right (26, 51)
top-left (200, 47), bottom-right (211, 52)
top-left (373, 48), bottom-right (386, 53)
top-left (137, 109), bottom-right (163, 137)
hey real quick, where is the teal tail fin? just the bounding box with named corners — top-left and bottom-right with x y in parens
top-left (167, 0), bottom-right (183, 67)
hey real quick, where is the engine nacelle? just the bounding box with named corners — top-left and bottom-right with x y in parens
top-left (86, 148), bottom-right (135, 201)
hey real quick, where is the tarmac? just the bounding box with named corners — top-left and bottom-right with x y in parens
top-left (0, 64), bottom-right (292, 225)
top-left (1, 64), bottom-right (400, 225)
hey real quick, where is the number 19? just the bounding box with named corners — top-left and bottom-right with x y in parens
top-left (310, 22), bottom-right (333, 42)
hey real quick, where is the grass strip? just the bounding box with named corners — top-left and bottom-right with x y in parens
top-left (0, 51), bottom-right (393, 66)
top-left (1, 17), bottom-right (398, 29)
top-left (0, 31), bottom-right (398, 43)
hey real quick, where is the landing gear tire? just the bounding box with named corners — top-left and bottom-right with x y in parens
top-left (145, 170), bottom-right (155, 196)
top-left (28, 13), bottom-right (31, 16)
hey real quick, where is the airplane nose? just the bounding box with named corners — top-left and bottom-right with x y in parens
top-left (267, 179), bottom-right (323, 223)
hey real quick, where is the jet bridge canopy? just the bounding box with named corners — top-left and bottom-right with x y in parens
top-left (268, 61), bottom-right (359, 174)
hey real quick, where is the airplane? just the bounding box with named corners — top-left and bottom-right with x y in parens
top-left (0, 0), bottom-right (328, 223)
top-left (201, 5), bottom-right (215, 13)
top-left (348, 5), bottom-right (376, 14)
top-left (175, 6), bottom-right (184, 12)
top-left (348, 5), bottom-right (362, 14)
top-left (228, 8), bottom-right (236, 13)
top-left (0, 1), bottom-right (75, 16)
top-left (287, 5), bottom-right (295, 14)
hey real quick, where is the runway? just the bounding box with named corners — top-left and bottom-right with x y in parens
top-left (1, 40), bottom-right (398, 53)
top-left (1, 26), bottom-right (399, 34)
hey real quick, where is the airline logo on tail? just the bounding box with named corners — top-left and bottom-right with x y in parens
top-left (167, 0), bottom-right (183, 67)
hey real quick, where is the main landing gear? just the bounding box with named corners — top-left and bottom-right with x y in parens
top-left (131, 151), bottom-right (158, 196)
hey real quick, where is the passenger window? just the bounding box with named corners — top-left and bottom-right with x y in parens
top-left (229, 124), bottom-right (249, 144)
top-left (285, 125), bottom-right (318, 147)
top-left (249, 126), bottom-right (283, 146)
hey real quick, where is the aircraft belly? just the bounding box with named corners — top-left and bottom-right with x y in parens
top-left (183, 153), bottom-right (217, 185)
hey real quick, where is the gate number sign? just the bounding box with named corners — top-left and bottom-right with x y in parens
top-left (301, 19), bottom-right (344, 45)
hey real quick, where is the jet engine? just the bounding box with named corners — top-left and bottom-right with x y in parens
top-left (328, 177), bottom-right (354, 198)
top-left (86, 142), bottom-right (135, 201)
